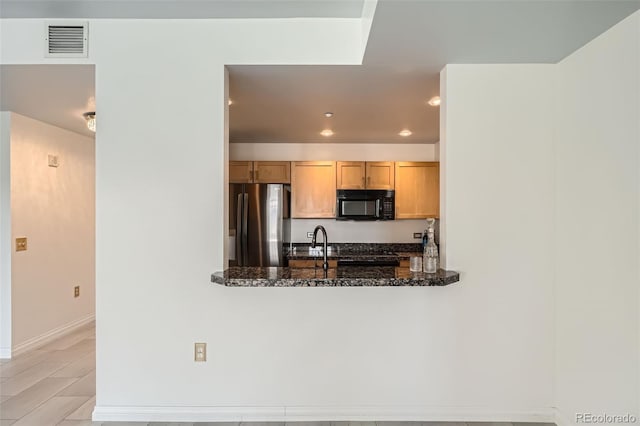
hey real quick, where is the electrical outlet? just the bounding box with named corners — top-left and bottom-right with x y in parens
top-left (306, 232), bottom-right (313, 238)
top-left (194, 342), bottom-right (207, 362)
top-left (413, 232), bottom-right (423, 239)
top-left (74, 286), bottom-right (80, 298)
top-left (48, 155), bottom-right (59, 168)
top-left (15, 237), bottom-right (27, 252)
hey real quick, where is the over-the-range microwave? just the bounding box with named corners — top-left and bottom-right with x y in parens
top-left (336, 189), bottom-right (395, 221)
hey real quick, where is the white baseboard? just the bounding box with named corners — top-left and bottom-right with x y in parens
top-left (0, 346), bottom-right (11, 359)
top-left (93, 404), bottom-right (555, 423)
top-left (11, 314), bottom-right (95, 357)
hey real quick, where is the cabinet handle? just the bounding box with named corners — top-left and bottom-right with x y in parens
top-left (249, 170), bottom-right (254, 182)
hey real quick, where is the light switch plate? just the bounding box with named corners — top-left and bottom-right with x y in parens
top-left (15, 237), bottom-right (27, 251)
top-left (194, 342), bottom-right (207, 362)
top-left (306, 232), bottom-right (313, 238)
top-left (413, 233), bottom-right (423, 239)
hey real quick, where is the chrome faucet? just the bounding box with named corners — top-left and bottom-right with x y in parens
top-left (311, 225), bottom-right (329, 271)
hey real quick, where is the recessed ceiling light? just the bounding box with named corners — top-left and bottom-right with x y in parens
top-left (398, 129), bottom-right (412, 137)
top-left (324, 112), bottom-right (334, 118)
top-left (427, 96), bottom-right (441, 107)
top-left (228, 99), bottom-right (233, 106)
top-left (321, 129), bottom-right (334, 137)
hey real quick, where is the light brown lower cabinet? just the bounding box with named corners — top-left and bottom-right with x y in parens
top-left (288, 259), bottom-right (338, 268)
top-left (291, 161), bottom-right (337, 218)
top-left (395, 161), bottom-right (439, 219)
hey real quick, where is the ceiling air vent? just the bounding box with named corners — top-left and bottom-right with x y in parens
top-left (44, 21), bottom-right (88, 58)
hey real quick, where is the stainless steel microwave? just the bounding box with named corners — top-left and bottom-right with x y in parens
top-left (336, 190), bottom-right (395, 221)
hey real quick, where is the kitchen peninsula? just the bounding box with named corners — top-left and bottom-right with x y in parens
top-left (212, 243), bottom-right (460, 287)
top-left (212, 266), bottom-right (459, 287)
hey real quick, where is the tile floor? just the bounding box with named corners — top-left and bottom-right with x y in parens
top-left (0, 323), bottom-right (554, 426)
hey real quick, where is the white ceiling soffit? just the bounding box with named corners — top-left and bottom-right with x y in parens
top-left (0, 0), bottom-right (366, 19)
top-left (0, 65), bottom-right (96, 138)
top-left (363, 0), bottom-right (640, 70)
top-left (229, 65), bottom-right (439, 144)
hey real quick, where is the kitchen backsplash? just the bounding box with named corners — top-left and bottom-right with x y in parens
top-left (290, 218), bottom-right (439, 244)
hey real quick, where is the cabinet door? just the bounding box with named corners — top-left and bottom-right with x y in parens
top-left (395, 162), bottom-right (439, 219)
top-left (254, 161), bottom-right (291, 183)
top-left (365, 161), bottom-right (395, 189)
top-left (288, 259), bottom-right (338, 268)
top-left (291, 161), bottom-right (337, 218)
top-left (337, 161), bottom-right (366, 189)
top-left (229, 161), bottom-right (253, 183)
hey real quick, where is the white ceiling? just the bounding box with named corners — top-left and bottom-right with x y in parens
top-left (229, 65), bottom-right (439, 144)
top-left (2, 1), bottom-right (639, 144)
top-left (0, 0), bottom-right (366, 19)
top-left (363, 0), bottom-right (640, 69)
top-left (1, 65), bottom-right (96, 138)
top-left (229, 0), bottom-right (640, 144)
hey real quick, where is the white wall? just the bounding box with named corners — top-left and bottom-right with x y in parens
top-left (554, 12), bottom-right (640, 423)
top-left (231, 142), bottom-right (437, 243)
top-left (440, 64), bottom-right (556, 411)
top-left (2, 13), bottom-right (637, 424)
top-left (8, 113), bottom-right (95, 353)
top-left (0, 112), bottom-right (11, 357)
top-left (229, 142), bottom-right (437, 161)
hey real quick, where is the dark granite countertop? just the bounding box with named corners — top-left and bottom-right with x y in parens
top-left (211, 266), bottom-right (459, 287)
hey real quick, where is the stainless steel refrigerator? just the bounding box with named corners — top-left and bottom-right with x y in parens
top-left (229, 184), bottom-right (291, 267)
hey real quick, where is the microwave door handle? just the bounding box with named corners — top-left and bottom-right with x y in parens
top-left (376, 199), bottom-right (382, 218)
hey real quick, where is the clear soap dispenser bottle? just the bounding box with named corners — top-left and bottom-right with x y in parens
top-left (423, 218), bottom-right (439, 273)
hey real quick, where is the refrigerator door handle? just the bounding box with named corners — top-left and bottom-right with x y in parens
top-left (242, 193), bottom-right (249, 264)
top-left (236, 193), bottom-right (243, 266)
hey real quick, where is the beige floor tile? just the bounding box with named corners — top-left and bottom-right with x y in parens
top-left (12, 396), bottom-right (89, 426)
top-left (58, 421), bottom-right (102, 426)
top-left (65, 395), bottom-right (96, 420)
top-left (0, 395), bottom-right (9, 403)
top-left (51, 352), bottom-right (95, 378)
top-left (0, 376), bottom-right (77, 419)
top-left (195, 423), bottom-right (241, 426)
top-left (58, 371), bottom-right (95, 396)
top-left (0, 419), bottom-right (16, 426)
top-left (472, 423), bottom-right (514, 426)
top-left (102, 423), bottom-right (150, 425)
top-left (0, 350), bottom-right (50, 378)
top-left (0, 361), bottom-right (68, 396)
top-left (240, 423), bottom-right (284, 426)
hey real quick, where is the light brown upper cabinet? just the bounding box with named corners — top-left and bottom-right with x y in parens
top-left (365, 161), bottom-right (394, 190)
top-left (253, 161), bottom-right (291, 183)
top-left (229, 161), bottom-right (253, 183)
top-left (229, 161), bottom-right (291, 183)
top-left (395, 162), bottom-right (439, 219)
top-left (291, 161), bottom-right (337, 218)
top-left (336, 161), bottom-right (395, 190)
top-left (337, 161), bottom-right (366, 189)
